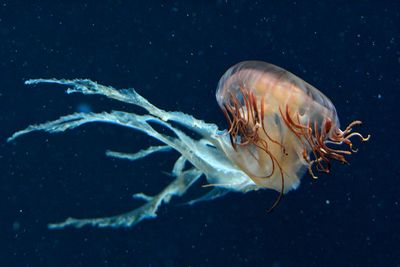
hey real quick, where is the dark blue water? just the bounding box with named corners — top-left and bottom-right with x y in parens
top-left (1, 1), bottom-right (398, 266)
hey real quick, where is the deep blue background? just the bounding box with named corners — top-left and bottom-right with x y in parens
top-left (0, 1), bottom-right (399, 266)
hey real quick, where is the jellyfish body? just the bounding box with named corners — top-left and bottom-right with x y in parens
top-left (8, 61), bottom-right (369, 229)
top-left (216, 61), bottom-right (369, 200)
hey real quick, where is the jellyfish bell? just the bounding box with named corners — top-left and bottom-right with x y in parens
top-left (216, 61), bottom-right (369, 202)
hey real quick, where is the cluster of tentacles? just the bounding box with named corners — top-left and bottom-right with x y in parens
top-left (279, 105), bottom-right (370, 179)
top-left (220, 84), bottom-right (370, 212)
top-left (220, 84), bottom-right (287, 212)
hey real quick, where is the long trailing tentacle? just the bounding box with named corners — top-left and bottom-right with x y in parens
top-left (9, 79), bottom-right (256, 229)
top-left (49, 166), bottom-right (202, 229)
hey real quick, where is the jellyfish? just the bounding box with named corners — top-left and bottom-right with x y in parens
top-left (8, 61), bottom-right (369, 229)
